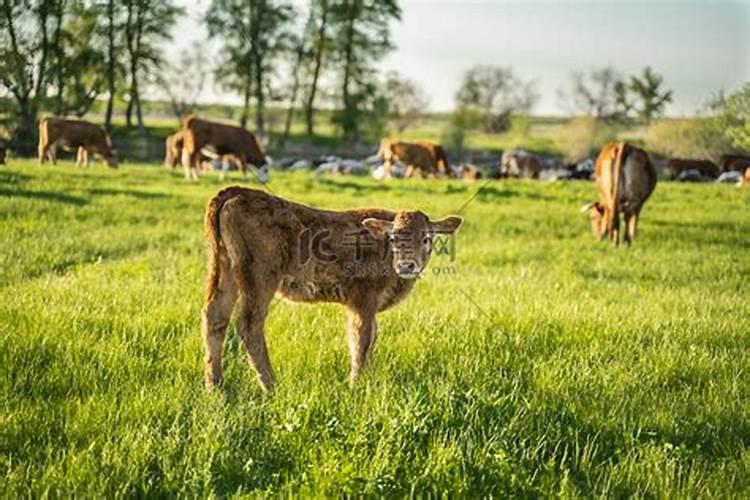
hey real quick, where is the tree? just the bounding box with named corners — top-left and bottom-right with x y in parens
top-left (207, 0), bottom-right (294, 135)
top-left (103, 0), bottom-right (121, 130)
top-left (123, 0), bottom-right (182, 130)
top-left (383, 71), bottom-right (429, 132)
top-left (53, 1), bottom-right (108, 117)
top-left (329, 0), bottom-right (401, 140)
top-left (629, 66), bottom-right (673, 123)
top-left (0, 0), bottom-right (57, 155)
top-left (303, 0), bottom-right (331, 136)
top-left (724, 84), bottom-right (750, 151)
top-left (156, 41), bottom-right (208, 122)
top-left (455, 65), bottom-right (538, 133)
top-left (280, 7), bottom-right (315, 144)
top-left (559, 67), bottom-right (631, 122)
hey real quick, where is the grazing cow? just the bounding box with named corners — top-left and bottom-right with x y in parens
top-left (164, 131), bottom-right (184, 168)
top-left (38, 116), bottom-right (118, 168)
top-left (201, 186), bottom-right (462, 391)
top-left (377, 139), bottom-right (451, 178)
top-left (720, 154), bottom-right (750, 174)
top-left (500, 149), bottom-right (543, 179)
top-left (581, 142), bottom-right (657, 246)
top-left (181, 116), bottom-right (268, 182)
top-left (667, 158), bottom-right (719, 179)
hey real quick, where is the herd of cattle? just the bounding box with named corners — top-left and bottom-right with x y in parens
top-left (26, 114), bottom-right (750, 185)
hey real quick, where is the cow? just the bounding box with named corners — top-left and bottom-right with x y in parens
top-left (720, 154), bottom-right (750, 174)
top-left (667, 158), bottom-right (719, 180)
top-left (38, 116), bottom-right (118, 168)
top-left (581, 142), bottom-right (657, 246)
top-left (500, 149), bottom-right (543, 179)
top-left (377, 139), bottom-right (451, 178)
top-left (200, 186), bottom-right (463, 391)
top-left (164, 131), bottom-right (184, 168)
top-left (181, 116), bottom-right (269, 182)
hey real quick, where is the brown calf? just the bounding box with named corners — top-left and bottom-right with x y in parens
top-left (582, 142), bottom-right (657, 246)
top-left (377, 139), bottom-right (451, 178)
top-left (181, 116), bottom-right (268, 181)
top-left (164, 131), bottom-right (184, 168)
top-left (38, 116), bottom-right (118, 168)
top-left (201, 187), bottom-right (462, 391)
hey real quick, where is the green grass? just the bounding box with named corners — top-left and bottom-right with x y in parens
top-left (1, 160), bottom-right (749, 497)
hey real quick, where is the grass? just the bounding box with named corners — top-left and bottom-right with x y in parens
top-left (1, 160), bottom-right (749, 497)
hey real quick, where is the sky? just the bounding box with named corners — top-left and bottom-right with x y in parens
top-left (171, 0), bottom-right (750, 116)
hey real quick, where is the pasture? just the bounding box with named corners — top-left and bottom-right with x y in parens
top-left (1, 161), bottom-right (749, 496)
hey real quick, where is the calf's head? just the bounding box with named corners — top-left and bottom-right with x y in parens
top-left (363, 211), bottom-right (463, 279)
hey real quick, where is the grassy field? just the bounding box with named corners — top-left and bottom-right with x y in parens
top-left (1, 160), bottom-right (749, 497)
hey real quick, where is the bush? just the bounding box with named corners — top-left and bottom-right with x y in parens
top-left (644, 118), bottom-right (732, 162)
top-left (554, 117), bottom-right (621, 162)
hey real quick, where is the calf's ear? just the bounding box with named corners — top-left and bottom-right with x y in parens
top-left (430, 216), bottom-right (463, 234)
top-left (362, 218), bottom-right (394, 239)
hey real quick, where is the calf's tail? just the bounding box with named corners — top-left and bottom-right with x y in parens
top-left (204, 188), bottom-right (242, 301)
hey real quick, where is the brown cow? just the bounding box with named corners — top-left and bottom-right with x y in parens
top-left (38, 116), bottom-right (118, 168)
top-left (582, 142), bottom-right (657, 246)
top-left (720, 154), bottom-right (750, 174)
top-left (377, 139), bottom-right (451, 178)
top-left (667, 158), bottom-right (719, 179)
top-left (164, 131), bottom-right (184, 168)
top-left (181, 116), bottom-right (268, 182)
top-left (201, 186), bottom-right (462, 391)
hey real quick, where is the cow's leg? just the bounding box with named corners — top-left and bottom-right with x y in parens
top-left (182, 149), bottom-right (197, 180)
top-left (609, 211), bottom-right (621, 247)
top-left (345, 305), bottom-right (378, 384)
top-left (201, 256), bottom-right (237, 390)
top-left (625, 208), bottom-right (640, 245)
top-left (49, 143), bottom-right (58, 165)
top-left (404, 165), bottom-right (416, 178)
top-left (38, 142), bottom-right (47, 164)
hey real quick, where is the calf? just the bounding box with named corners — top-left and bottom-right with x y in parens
top-left (377, 139), bottom-right (452, 178)
top-left (500, 149), bottom-right (543, 179)
top-left (581, 142), bottom-right (656, 246)
top-left (164, 131), bottom-right (184, 168)
top-left (182, 116), bottom-right (268, 182)
top-left (201, 187), bottom-right (463, 391)
top-left (38, 116), bottom-right (118, 168)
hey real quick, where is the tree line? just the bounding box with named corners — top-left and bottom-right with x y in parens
top-left (4, 0), bottom-right (744, 161)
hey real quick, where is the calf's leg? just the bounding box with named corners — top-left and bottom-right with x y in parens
top-left (345, 306), bottom-right (378, 384)
top-left (201, 256), bottom-right (237, 390)
top-left (237, 291), bottom-right (276, 391)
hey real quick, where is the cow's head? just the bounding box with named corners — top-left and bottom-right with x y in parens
top-left (363, 211), bottom-right (463, 279)
top-left (581, 202), bottom-right (607, 240)
top-left (104, 149), bottom-right (119, 169)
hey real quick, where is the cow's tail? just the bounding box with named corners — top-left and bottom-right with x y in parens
top-left (610, 142), bottom-right (626, 244)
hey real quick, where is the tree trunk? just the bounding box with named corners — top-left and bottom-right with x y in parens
top-left (105, 0), bottom-right (116, 130)
top-left (240, 80), bottom-right (251, 128)
top-left (341, 2), bottom-right (357, 140)
top-left (53, 0), bottom-right (65, 115)
top-left (134, 3), bottom-right (145, 131)
top-left (16, 100), bottom-right (37, 157)
top-left (305, 0), bottom-right (328, 136)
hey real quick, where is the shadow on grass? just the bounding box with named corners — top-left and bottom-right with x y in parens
top-left (86, 187), bottom-right (170, 200)
top-left (475, 184), bottom-right (552, 201)
top-left (0, 187), bottom-right (88, 206)
top-left (0, 171), bottom-right (32, 185)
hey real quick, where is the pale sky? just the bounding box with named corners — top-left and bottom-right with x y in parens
top-left (171, 0), bottom-right (750, 116)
